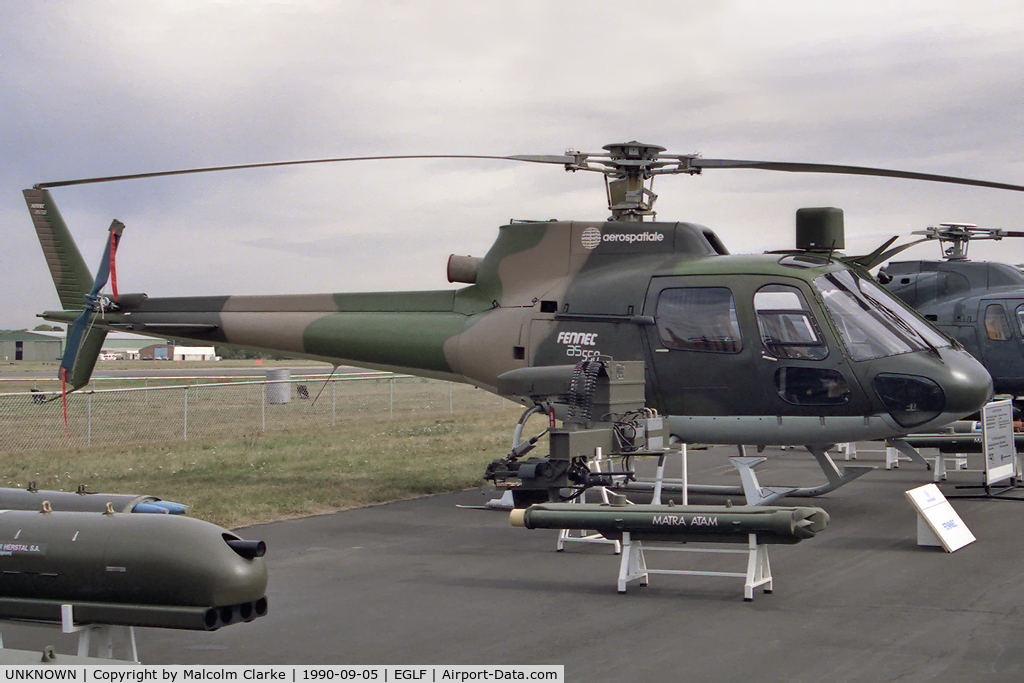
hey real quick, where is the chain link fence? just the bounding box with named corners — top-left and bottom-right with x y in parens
top-left (0, 372), bottom-right (514, 452)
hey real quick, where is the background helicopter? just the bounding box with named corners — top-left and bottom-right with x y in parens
top-left (879, 224), bottom-right (1024, 398)
top-left (24, 142), bottom-right (1019, 473)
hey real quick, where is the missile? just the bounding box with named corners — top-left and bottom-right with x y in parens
top-left (897, 432), bottom-right (1024, 454)
top-left (0, 508), bottom-right (267, 630)
top-left (0, 486), bottom-right (189, 514)
top-left (510, 502), bottom-right (830, 544)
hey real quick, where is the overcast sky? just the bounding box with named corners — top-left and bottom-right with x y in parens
top-left (3, 1), bottom-right (1023, 330)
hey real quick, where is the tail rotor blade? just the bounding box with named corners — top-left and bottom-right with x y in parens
top-left (61, 311), bottom-right (91, 375)
top-left (91, 220), bottom-right (124, 298)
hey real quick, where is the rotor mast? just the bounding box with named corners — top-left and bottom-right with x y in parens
top-left (599, 142), bottom-right (666, 222)
top-left (557, 141), bottom-right (703, 222)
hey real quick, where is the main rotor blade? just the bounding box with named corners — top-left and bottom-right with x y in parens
top-left (691, 158), bottom-right (1024, 192)
top-left (873, 238), bottom-right (931, 265)
top-left (34, 149), bottom-right (1024, 193)
top-left (506, 154), bottom-right (577, 164)
top-left (33, 155), bottom-right (529, 189)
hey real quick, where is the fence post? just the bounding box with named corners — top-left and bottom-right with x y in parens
top-left (183, 385), bottom-right (188, 441)
top-left (390, 376), bottom-right (394, 420)
top-left (261, 379), bottom-right (266, 433)
top-left (87, 392), bottom-right (92, 448)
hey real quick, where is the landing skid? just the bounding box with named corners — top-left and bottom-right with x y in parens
top-left (621, 445), bottom-right (875, 502)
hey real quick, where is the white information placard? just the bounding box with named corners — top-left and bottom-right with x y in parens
top-left (905, 483), bottom-right (975, 552)
top-left (983, 398), bottom-right (1016, 486)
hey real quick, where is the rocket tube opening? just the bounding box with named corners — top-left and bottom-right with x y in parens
top-left (224, 534), bottom-right (267, 558)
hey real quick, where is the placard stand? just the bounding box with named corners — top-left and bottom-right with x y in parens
top-left (983, 399), bottom-right (1016, 487)
top-left (905, 484), bottom-right (975, 552)
top-left (949, 398), bottom-right (1024, 500)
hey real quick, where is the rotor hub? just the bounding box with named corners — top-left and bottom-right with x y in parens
top-left (912, 223), bottom-right (1007, 261)
top-left (602, 141), bottom-right (667, 165)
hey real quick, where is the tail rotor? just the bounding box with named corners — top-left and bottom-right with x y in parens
top-left (60, 220), bottom-right (123, 389)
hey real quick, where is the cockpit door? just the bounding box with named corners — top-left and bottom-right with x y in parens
top-left (641, 276), bottom-right (768, 416)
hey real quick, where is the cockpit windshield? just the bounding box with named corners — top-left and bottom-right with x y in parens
top-left (814, 270), bottom-right (951, 361)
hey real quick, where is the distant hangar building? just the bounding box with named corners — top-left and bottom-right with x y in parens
top-left (0, 331), bottom-right (62, 362)
top-left (0, 331), bottom-right (216, 363)
top-left (139, 344), bottom-right (219, 361)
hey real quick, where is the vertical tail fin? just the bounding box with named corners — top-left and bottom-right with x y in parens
top-left (24, 188), bottom-right (121, 392)
top-left (24, 188), bottom-right (94, 310)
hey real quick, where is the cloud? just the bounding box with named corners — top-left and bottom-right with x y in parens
top-left (3, 1), bottom-right (1024, 330)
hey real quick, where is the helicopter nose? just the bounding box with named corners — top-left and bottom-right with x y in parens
top-left (873, 347), bottom-right (992, 431)
top-left (939, 347), bottom-right (995, 416)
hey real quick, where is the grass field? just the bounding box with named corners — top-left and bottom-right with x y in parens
top-left (0, 361), bottom-right (522, 528)
top-left (0, 409), bottom-right (519, 528)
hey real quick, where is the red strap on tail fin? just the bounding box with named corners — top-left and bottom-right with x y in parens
top-left (109, 230), bottom-right (121, 302)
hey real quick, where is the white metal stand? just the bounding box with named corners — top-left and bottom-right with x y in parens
top-left (60, 604), bottom-right (139, 662)
top-left (932, 452), bottom-right (969, 482)
top-left (885, 445), bottom-right (901, 469)
top-left (0, 606), bottom-right (139, 662)
top-left (838, 442), bottom-right (857, 460)
top-left (558, 448), bottom-right (622, 553)
top-left (885, 439), bottom-right (931, 470)
top-left (616, 532), bottom-right (772, 600)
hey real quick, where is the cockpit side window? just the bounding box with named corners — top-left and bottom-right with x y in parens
top-left (656, 287), bottom-right (742, 353)
top-left (985, 304), bottom-right (1012, 341)
top-left (775, 367), bottom-right (850, 405)
top-left (1015, 304), bottom-right (1024, 338)
top-left (753, 284), bottom-right (827, 360)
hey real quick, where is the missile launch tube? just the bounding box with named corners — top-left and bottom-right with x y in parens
top-left (0, 509), bottom-right (267, 630)
top-left (0, 487), bottom-right (189, 514)
top-left (511, 503), bottom-right (830, 544)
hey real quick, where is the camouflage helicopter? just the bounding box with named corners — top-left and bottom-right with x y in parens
top-left (24, 142), bottom-right (1019, 487)
top-left (879, 223), bottom-right (1024, 397)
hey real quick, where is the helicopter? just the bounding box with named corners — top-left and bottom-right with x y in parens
top-left (879, 223), bottom-right (1024, 397)
top-left (23, 142), bottom-right (1018, 487)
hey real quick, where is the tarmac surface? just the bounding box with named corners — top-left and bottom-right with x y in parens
top-left (4, 443), bottom-right (1024, 680)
